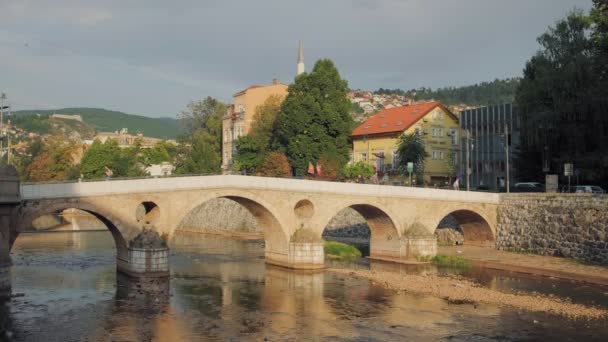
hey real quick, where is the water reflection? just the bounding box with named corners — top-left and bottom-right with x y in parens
top-left (4, 231), bottom-right (608, 341)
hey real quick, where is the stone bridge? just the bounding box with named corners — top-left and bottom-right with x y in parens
top-left (4, 175), bottom-right (498, 279)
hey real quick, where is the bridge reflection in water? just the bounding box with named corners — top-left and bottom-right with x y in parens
top-left (4, 230), bottom-right (606, 341)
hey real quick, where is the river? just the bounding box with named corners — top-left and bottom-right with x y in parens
top-left (3, 230), bottom-right (607, 341)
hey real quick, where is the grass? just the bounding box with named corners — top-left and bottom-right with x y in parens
top-left (324, 241), bottom-right (362, 260)
top-left (417, 254), bottom-right (472, 268)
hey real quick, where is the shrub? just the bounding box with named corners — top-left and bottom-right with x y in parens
top-left (324, 240), bottom-right (362, 259)
top-left (258, 152), bottom-right (291, 177)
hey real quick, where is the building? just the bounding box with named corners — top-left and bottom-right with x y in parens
top-left (221, 40), bottom-right (305, 170)
top-left (459, 104), bottom-right (519, 190)
top-left (221, 80), bottom-right (288, 170)
top-left (90, 128), bottom-right (174, 148)
top-left (351, 102), bottom-right (460, 185)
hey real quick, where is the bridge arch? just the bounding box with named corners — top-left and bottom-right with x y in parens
top-left (321, 203), bottom-right (401, 260)
top-left (14, 201), bottom-right (129, 260)
top-left (433, 208), bottom-right (495, 246)
top-left (175, 192), bottom-right (291, 263)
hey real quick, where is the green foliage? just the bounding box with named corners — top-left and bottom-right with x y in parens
top-left (323, 241), bottom-right (362, 259)
top-left (234, 135), bottom-right (266, 173)
top-left (10, 114), bottom-right (52, 135)
top-left (342, 161), bottom-right (375, 180)
top-left (13, 108), bottom-right (179, 139)
top-left (141, 140), bottom-right (175, 166)
top-left (80, 139), bottom-right (145, 179)
top-left (274, 59), bottom-right (354, 176)
top-left (430, 255), bottom-right (472, 268)
top-left (258, 152), bottom-right (291, 177)
top-left (396, 133), bottom-right (427, 181)
top-left (375, 78), bottom-right (520, 106)
top-left (175, 97), bottom-right (226, 175)
top-left (233, 95), bottom-right (283, 173)
top-left (351, 102), bottom-right (364, 114)
top-left (515, 7), bottom-right (608, 184)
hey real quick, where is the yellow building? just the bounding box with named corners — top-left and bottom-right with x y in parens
top-left (351, 101), bottom-right (460, 184)
top-left (221, 79), bottom-right (288, 170)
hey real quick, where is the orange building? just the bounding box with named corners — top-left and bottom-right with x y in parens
top-left (221, 79), bottom-right (288, 170)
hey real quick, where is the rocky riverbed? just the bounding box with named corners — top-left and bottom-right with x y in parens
top-left (330, 268), bottom-right (608, 320)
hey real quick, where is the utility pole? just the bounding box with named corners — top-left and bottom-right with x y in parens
top-left (466, 130), bottom-right (471, 191)
top-left (0, 93), bottom-right (5, 154)
top-left (505, 123), bottom-right (510, 193)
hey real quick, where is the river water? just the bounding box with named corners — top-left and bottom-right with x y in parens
top-left (3, 231), bottom-right (607, 341)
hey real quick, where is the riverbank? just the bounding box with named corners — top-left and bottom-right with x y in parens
top-left (330, 268), bottom-right (607, 320)
top-left (438, 245), bottom-right (608, 286)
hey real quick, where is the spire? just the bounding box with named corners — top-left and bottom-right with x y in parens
top-left (297, 39), bottom-right (305, 76)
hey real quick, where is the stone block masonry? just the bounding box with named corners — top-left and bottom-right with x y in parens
top-left (117, 247), bottom-right (170, 278)
top-left (497, 194), bottom-right (608, 265)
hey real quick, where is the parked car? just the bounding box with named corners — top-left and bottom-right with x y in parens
top-left (574, 185), bottom-right (605, 194)
top-left (513, 182), bottom-right (545, 192)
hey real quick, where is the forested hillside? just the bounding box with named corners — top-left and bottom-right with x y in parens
top-left (12, 108), bottom-right (180, 139)
top-left (375, 78), bottom-right (520, 106)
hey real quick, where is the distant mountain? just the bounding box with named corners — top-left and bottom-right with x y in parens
top-left (375, 78), bottom-right (521, 106)
top-left (12, 108), bottom-right (180, 139)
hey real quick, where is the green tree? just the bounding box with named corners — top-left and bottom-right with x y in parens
top-left (175, 97), bottom-right (226, 174)
top-left (396, 133), bottom-right (428, 182)
top-left (142, 141), bottom-right (174, 166)
top-left (274, 59), bottom-right (354, 176)
top-left (515, 8), bottom-right (608, 183)
top-left (233, 95), bottom-right (283, 173)
top-left (80, 139), bottom-right (144, 179)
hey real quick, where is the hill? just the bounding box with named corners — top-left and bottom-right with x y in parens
top-left (375, 78), bottom-right (520, 106)
top-left (12, 108), bottom-right (180, 139)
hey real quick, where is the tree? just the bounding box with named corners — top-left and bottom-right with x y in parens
top-left (80, 139), bottom-right (145, 179)
top-left (396, 133), bottom-right (427, 182)
top-left (24, 137), bottom-right (80, 182)
top-left (515, 9), bottom-right (608, 183)
top-left (175, 97), bottom-right (226, 174)
top-left (274, 59), bottom-right (354, 176)
top-left (258, 152), bottom-right (291, 177)
top-left (233, 95), bottom-right (284, 173)
top-left (142, 141), bottom-right (174, 166)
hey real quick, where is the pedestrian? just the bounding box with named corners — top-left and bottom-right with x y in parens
top-left (104, 166), bottom-right (113, 180)
top-left (453, 178), bottom-right (460, 191)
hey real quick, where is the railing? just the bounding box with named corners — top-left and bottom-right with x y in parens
top-left (20, 174), bottom-right (501, 204)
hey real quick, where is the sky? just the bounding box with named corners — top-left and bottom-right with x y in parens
top-left (0, 0), bottom-right (592, 118)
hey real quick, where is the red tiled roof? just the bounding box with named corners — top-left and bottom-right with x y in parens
top-left (234, 85), bottom-right (263, 96)
top-left (351, 102), bottom-right (441, 137)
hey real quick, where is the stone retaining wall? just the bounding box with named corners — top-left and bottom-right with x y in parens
top-left (497, 194), bottom-right (608, 265)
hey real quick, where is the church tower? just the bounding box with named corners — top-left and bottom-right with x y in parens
top-left (297, 40), bottom-right (305, 76)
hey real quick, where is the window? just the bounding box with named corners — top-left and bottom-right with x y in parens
top-left (432, 128), bottom-right (437, 137)
top-left (439, 112), bottom-right (444, 120)
top-left (238, 104), bottom-right (244, 113)
top-left (439, 151), bottom-right (444, 160)
top-left (432, 150), bottom-right (437, 160)
top-left (450, 129), bottom-right (457, 145)
top-left (439, 128), bottom-right (444, 137)
top-left (360, 152), bottom-right (368, 162)
top-left (451, 152), bottom-right (457, 165)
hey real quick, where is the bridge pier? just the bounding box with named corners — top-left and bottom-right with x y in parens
top-left (116, 228), bottom-right (170, 279)
top-left (369, 237), bottom-right (437, 263)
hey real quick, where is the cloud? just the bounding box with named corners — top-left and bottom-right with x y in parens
top-left (0, 0), bottom-right (593, 117)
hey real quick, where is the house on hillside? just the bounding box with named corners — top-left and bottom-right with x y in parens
top-left (351, 102), bottom-right (460, 185)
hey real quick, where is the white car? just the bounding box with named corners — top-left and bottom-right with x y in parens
top-left (574, 185), bottom-right (605, 194)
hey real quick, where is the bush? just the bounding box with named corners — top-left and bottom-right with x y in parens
top-left (342, 161), bottom-right (375, 181)
top-left (324, 240), bottom-right (362, 259)
top-left (258, 152), bottom-right (291, 177)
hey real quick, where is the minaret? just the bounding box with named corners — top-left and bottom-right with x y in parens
top-left (297, 40), bottom-right (305, 76)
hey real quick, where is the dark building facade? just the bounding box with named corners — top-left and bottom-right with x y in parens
top-left (459, 104), bottom-right (520, 190)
